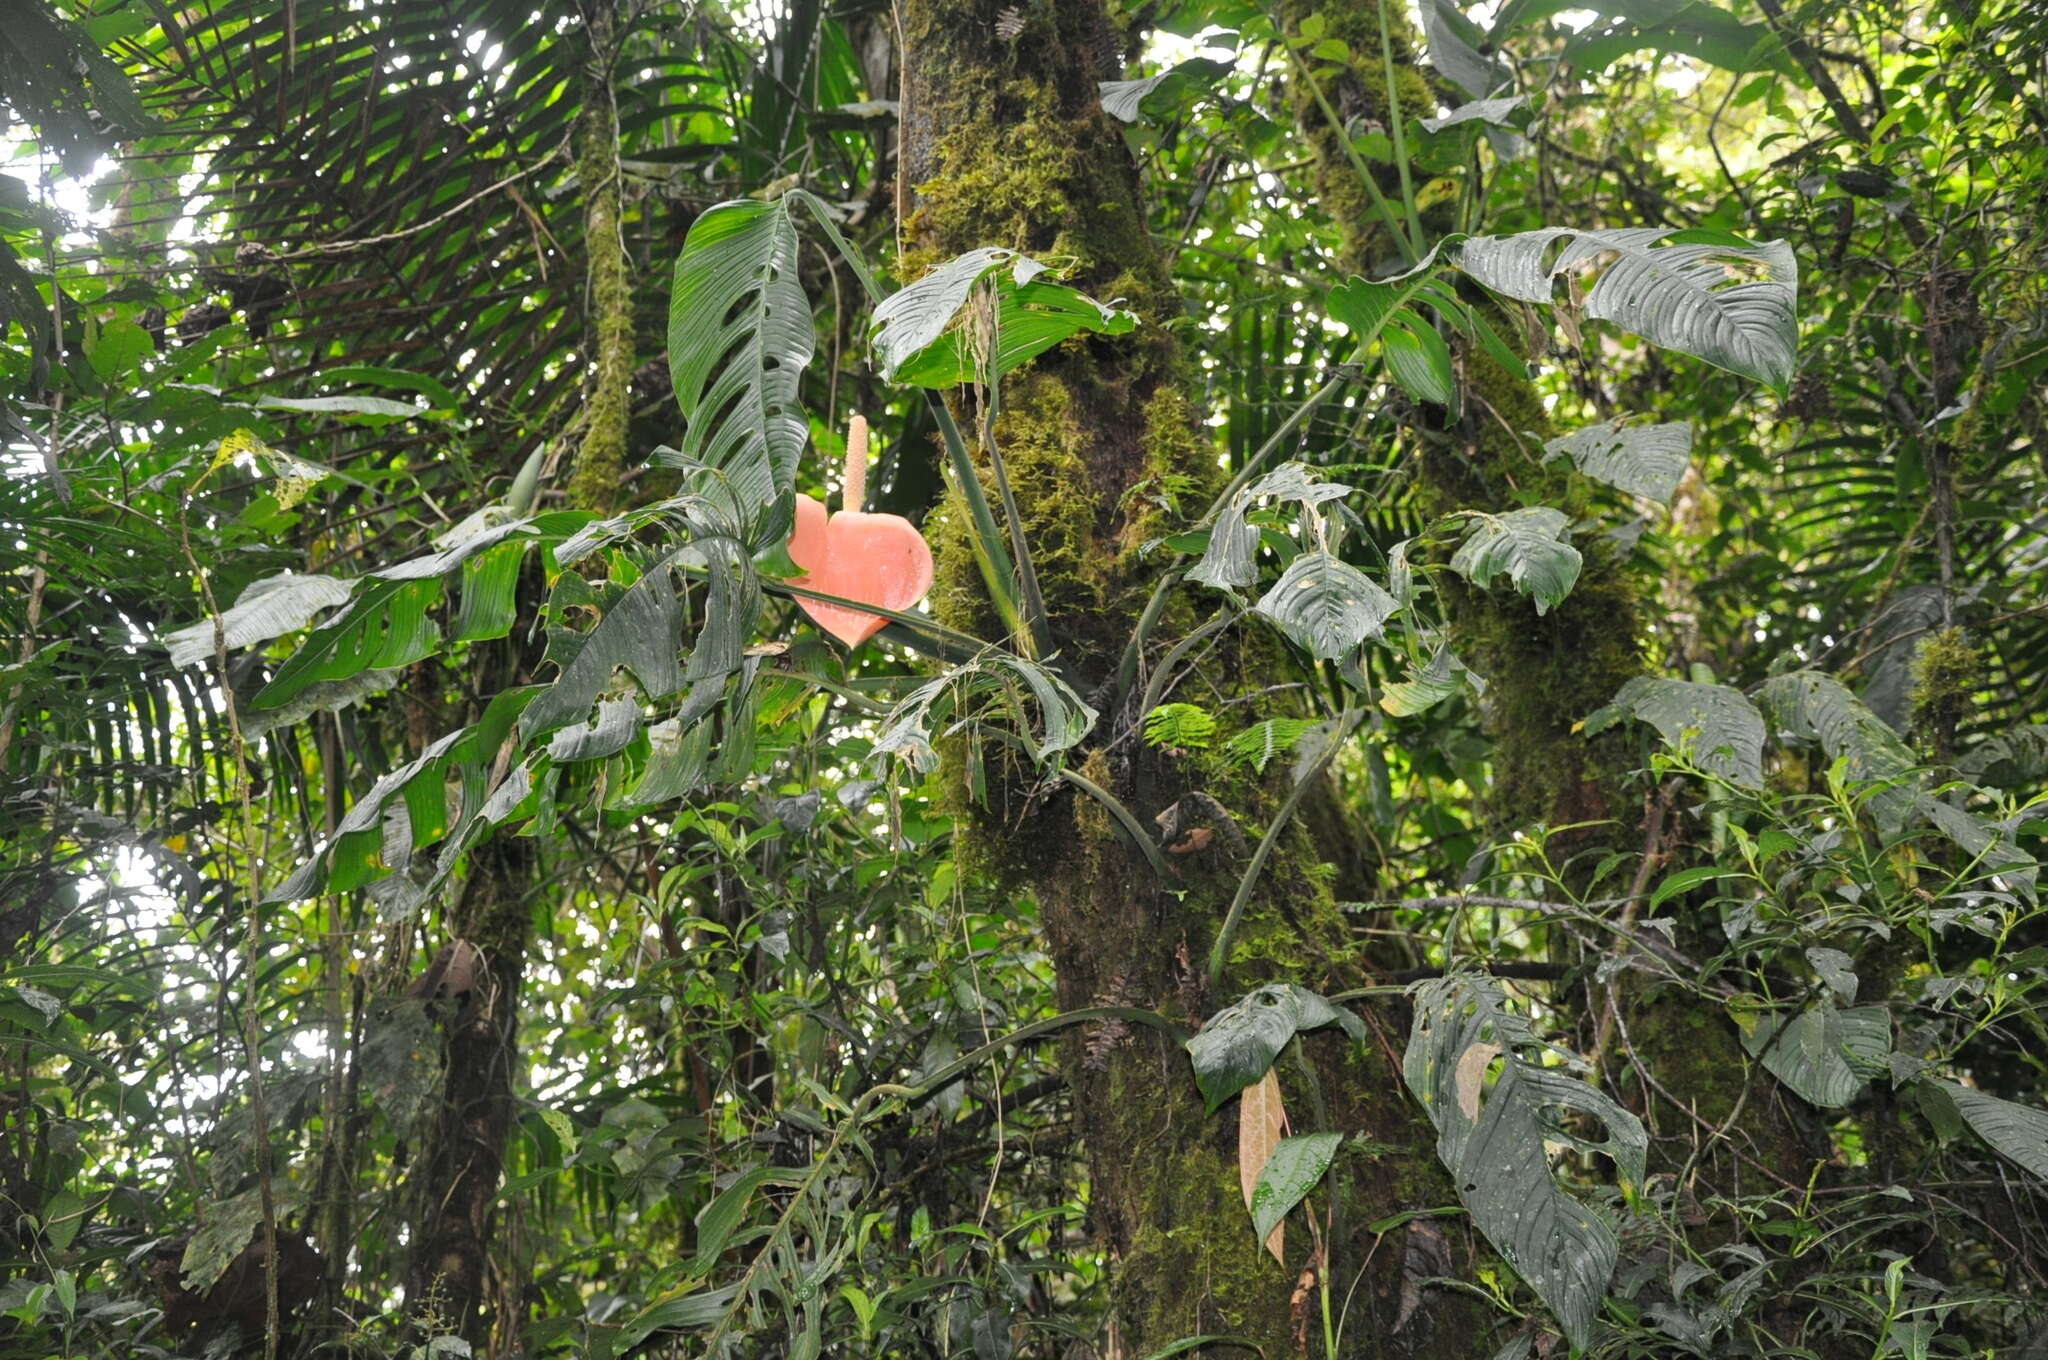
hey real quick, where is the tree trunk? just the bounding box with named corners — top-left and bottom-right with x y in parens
top-left (902, 3), bottom-right (1489, 1352)
top-left (1277, 0), bottom-right (1822, 1196)
top-left (403, 834), bottom-right (534, 1351)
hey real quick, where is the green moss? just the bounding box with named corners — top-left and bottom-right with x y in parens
top-left (566, 39), bottom-right (634, 515)
top-left (1911, 626), bottom-right (1978, 755)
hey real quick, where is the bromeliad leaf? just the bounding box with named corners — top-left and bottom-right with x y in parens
top-left (1740, 1004), bottom-right (1890, 1108)
top-left (1249, 1132), bottom-right (1342, 1250)
top-left (1545, 419), bottom-right (1693, 503)
top-left (1255, 552), bottom-right (1400, 659)
top-left (871, 247), bottom-right (1136, 387)
top-left (667, 199), bottom-right (814, 522)
top-left (1590, 676), bottom-right (1765, 787)
top-left (1449, 508), bottom-right (1581, 614)
top-left (1187, 984), bottom-right (1364, 1113)
top-left (1456, 226), bottom-right (1798, 393)
top-left (1404, 974), bottom-right (1646, 1350)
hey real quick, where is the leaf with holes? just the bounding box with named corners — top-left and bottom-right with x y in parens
top-left (1594, 676), bottom-right (1765, 787)
top-left (1449, 508), bottom-right (1581, 614)
top-left (1404, 974), bottom-right (1646, 1350)
top-left (1457, 226), bottom-right (1798, 393)
top-left (1255, 552), bottom-right (1400, 659)
top-left (1188, 984), bottom-right (1364, 1113)
top-left (1545, 419), bottom-right (1693, 503)
top-left (667, 199), bottom-right (814, 527)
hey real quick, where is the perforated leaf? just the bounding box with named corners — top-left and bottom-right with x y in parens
top-left (1405, 974), bottom-right (1646, 1350)
top-left (1457, 227), bottom-right (1798, 393)
top-left (1545, 419), bottom-right (1693, 503)
top-left (1188, 984), bottom-right (1365, 1113)
top-left (1599, 676), bottom-right (1765, 787)
top-left (1254, 552), bottom-right (1400, 659)
top-left (1449, 508), bottom-right (1582, 614)
top-left (667, 200), bottom-right (814, 519)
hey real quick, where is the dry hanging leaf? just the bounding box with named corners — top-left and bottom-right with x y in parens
top-left (1238, 1069), bottom-right (1288, 1263)
top-left (1453, 1041), bottom-right (1502, 1121)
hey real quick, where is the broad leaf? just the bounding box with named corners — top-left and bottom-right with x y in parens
top-left (1757, 671), bottom-right (1920, 832)
top-left (1099, 57), bottom-right (1229, 123)
top-left (1457, 226), bottom-right (1798, 393)
top-left (1249, 1132), bottom-right (1342, 1251)
top-left (250, 577), bottom-right (443, 710)
top-left (1255, 552), bottom-right (1400, 659)
top-left (667, 199), bottom-right (814, 521)
top-left (871, 653), bottom-right (1096, 774)
top-left (1934, 1080), bottom-right (2048, 1181)
top-left (519, 566), bottom-right (685, 742)
top-left (1449, 507), bottom-right (1582, 614)
top-left (1419, 96), bottom-right (1528, 132)
top-left (1405, 974), bottom-right (1646, 1350)
top-left (162, 572), bottom-right (354, 668)
top-left (1187, 984), bottom-right (1364, 1113)
top-left (1381, 647), bottom-right (1474, 717)
top-left (871, 248), bottom-right (1136, 387)
top-left (1545, 419), bottom-right (1693, 503)
top-left (1596, 676), bottom-right (1765, 787)
top-left (1419, 0), bottom-right (1506, 97)
top-left (1741, 1004), bottom-right (1890, 1108)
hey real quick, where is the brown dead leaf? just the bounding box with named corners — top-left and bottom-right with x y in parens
top-left (1238, 1069), bottom-right (1288, 1263)
top-left (1453, 1041), bottom-right (1502, 1121)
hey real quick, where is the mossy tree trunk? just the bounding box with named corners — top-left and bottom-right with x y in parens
top-left (901, 3), bottom-right (1488, 1352)
top-left (1276, 0), bottom-right (1822, 1192)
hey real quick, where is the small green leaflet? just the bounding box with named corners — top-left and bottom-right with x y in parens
top-left (1187, 984), bottom-right (1364, 1112)
top-left (1449, 507), bottom-right (1581, 614)
top-left (1249, 1132), bottom-right (1342, 1245)
top-left (539, 1108), bottom-right (578, 1160)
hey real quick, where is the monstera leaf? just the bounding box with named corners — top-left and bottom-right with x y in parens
top-left (667, 199), bottom-right (815, 522)
top-left (1457, 226), bottom-right (1798, 393)
top-left (1546, 419), bottom-right (1693, 503)
top-left (1405, 974), bottom-right (1646, 1350)
top-left (1588, 676), bottom-right (1766, 787)
top-left (1450, 507), bottom-right (1582, 614)
top-left (1254, 552), bottom-right (1400, 659)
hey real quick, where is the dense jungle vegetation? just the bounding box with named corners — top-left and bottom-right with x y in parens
top-left (3, 0), bottom-right (2048, 1354)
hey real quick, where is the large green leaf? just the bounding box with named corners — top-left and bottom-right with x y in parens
top-left (1449, 507), bottom-right (1582, 614)
top-left (1404, 974), bottom-right (1646, 1350)
top-left (1593, 676), bottom-right (1765, 787)
top-left (1741, 1004), bottom-right (1890, 1108)
top-left (1099, 57), bottom-right (1231, 123)
top-left (1545, 419), bottom-right (1693, 503)
top-left (871, 248), bottom-right (1136, 387)
top-left (1933, 1080), bottom-right (2048, 1181)
top-left (1187, 984), bottom-right (1364, 1113)
top-left (1254, 552), bottom-right (1400, 659)
top-left (667, 200), bottom-right (814, 519)
top-left (1757, 671), bottom-right (1920, 831)
top-left (1457, 227), bottom-right (1798, 393)
top-left (519, 566), bottom-right (686, 742)
top-left (162, 572), bottom-right (355, 669)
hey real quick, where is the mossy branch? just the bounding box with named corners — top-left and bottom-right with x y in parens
top-left (567, 9), bottom-right (633, 514)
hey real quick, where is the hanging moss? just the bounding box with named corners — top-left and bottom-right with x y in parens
top-left (1911, 625), bottom-right (1978, 757)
